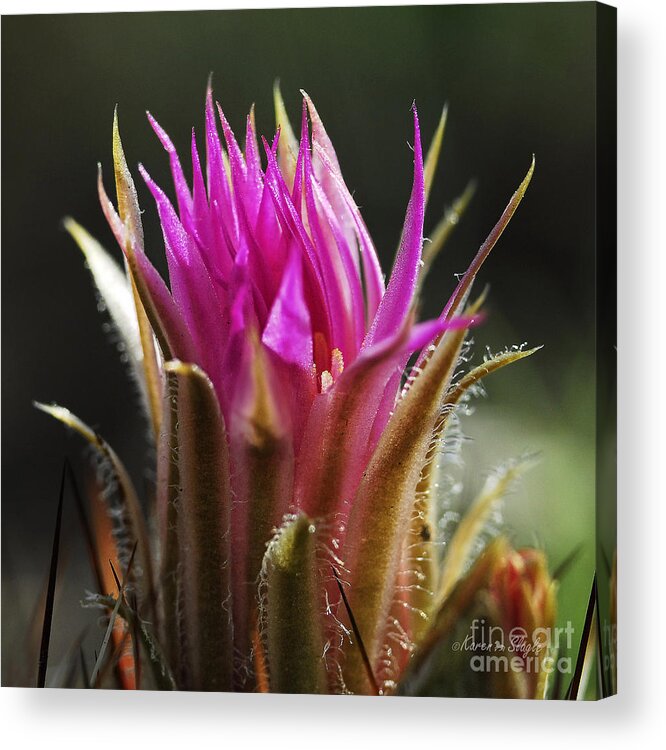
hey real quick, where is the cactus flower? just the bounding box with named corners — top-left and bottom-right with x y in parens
top-left (39, 83), bottom-right (540, 695)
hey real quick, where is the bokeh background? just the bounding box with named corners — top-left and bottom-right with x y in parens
top-left (2, 3), bottom-right (608, 693)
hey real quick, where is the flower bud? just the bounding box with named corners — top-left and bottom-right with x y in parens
top-left (400, 537), bottom-right (557, 699)
top-left (486, 545), bottom-right (557, 698)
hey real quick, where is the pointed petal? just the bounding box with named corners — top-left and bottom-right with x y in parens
top-left (304, 92), bottom-right (385, 321)
top-left (139, 163), bottom-right (225, 390)
top-left (187, 127), bottom-right (234, 285)
top-left (300, 111), bottom-right (358, 360)
top-left (309, 171), bottom-right (366, 356)
top-left (99, 161), bottom-right (197, 367)
top-left (216, 101), bottom-right (246, 181)
top-left (254, 179), bottom-right (286, 293)
top-left (147, 111), bottom-right (194, 223)
top-left (364, 103), bottom-right (425, 348)
top-left (261, 136), bottom-right (326, 291)
top-left (217, 100), bottom-right (260, 227)
top-left (244, 111), bottom-right (264, 217)
top-left (205, 84), bottom-right (239, 247)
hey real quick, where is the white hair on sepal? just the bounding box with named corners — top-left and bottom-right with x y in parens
top-left (256, 510), bottom-right (353, 693)
top-left (84, 441), bottom-right (140, 581)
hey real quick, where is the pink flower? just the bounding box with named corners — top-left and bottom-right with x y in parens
top-left (46, 84), bottom-right (535, 694)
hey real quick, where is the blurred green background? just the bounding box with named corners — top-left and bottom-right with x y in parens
top-left (2, 3), bottom-right (604, 693)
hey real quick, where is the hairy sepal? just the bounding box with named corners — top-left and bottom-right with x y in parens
top-left (262, 514), bottom-right (327, 694)
top-left (110, 112), bottom-right (163, 441)
top-left (156, 367), bottom-right (183, 683)
top-left (340, 324), bottom-right (469, 694)
top-left (34, 403), bottom-right (156, 619)
top-left (229, 334), bottom-right (294, 673)
top-left (163, 361), bottom-right (234, 691)
top-left (401, 345), bottom-right (540, 648)
top-left (62, 218), bottom-right (143, 389)
top-left (444, 345), bottom-right (542, 408)
top-left (398, 537), bottom-right (511, 697)
top-left (436, 459), bottom-right (531, 607)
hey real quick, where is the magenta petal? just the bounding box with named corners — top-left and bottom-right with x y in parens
top-left (290, 100), bottom-right (309, 212)
top-left (295, 312), bottom-right (473, 523)
top-left (147, 112), bottom-right (194, 224)
top-left (254, 180), bottom-right (287, 299)
top-left (220, 275), bottom-right (256, 413)
top-left (205, 86), bottom-right (239, 247)
top-left (244, 113), bottom-right (264, 219)
top-left (309, 171), bottom-right (366, 356)
top-left (311, 140), bottom-right (385, 323)
top-left (261, 247), bottom-right (313, 370)
top-left (139, 163), bottom-right (226, 391)
top-left (262, 137), bottom-right (332, 346)
top-left (300, 117), bottom-right (353, 359)
top-left (216, 100), bottom-right (249, 219)
top-left (189, 129), bottom-right (234, 286)
top-left (364, 104), bottom-right (425, 348)
top-left (97, 169), bottom-right (198, 364)
top-left (189, 129), bottom-right (213, 247)
top-left (216, 102), bottom-right (246, 178)
top-left (261, 137), bottom-right (324, 287)
top-left (304, 93), bottom-right (385, 321)
top-left (131, 247), bottom-right (200, 363)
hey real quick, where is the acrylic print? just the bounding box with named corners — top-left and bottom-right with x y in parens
top-left (1, 2), bottom-right (617, 698)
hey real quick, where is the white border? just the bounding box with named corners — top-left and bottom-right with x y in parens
top-left (2, 0), bottom-right (665, 747)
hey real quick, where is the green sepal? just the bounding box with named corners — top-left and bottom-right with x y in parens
top-left (163, 361), bottom-right (234, 691)
top-left (262, 514), bottom-right (328, 694)
top-left (418, 180), bottom-right (476, 293)
top-left (231, 335), bottom-right (294, 668)
top-left (273, 81), bottom-right (299, 188)
top-left (398, 537), bottom-right (512, 697)
top-left (436, 460), bottom-right (531, 606)
top-left (423, 104), bottom-right (448, 205)
top-left (341, 324), bottom-right (468, 694)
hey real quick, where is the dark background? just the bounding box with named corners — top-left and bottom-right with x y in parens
top-left (2, 3), bottom-right (600, 687)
